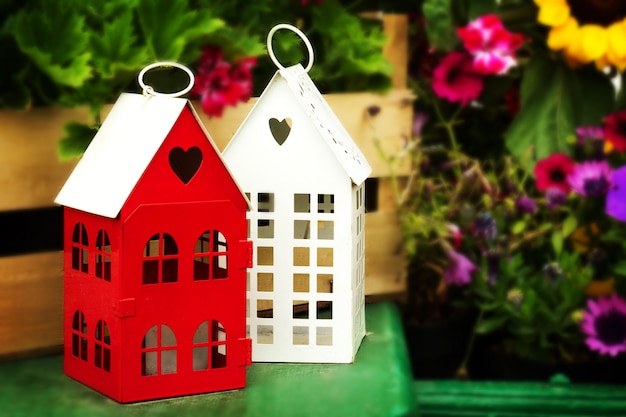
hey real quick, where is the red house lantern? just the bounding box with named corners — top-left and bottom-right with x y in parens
top-left (55, 63), bottom-right (252, 403)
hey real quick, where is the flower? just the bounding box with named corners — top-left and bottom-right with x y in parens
top-left (576, 125), bottom-right (604, 144)
top-left (515, 196), bottom-right (538, 214)
top-left (567, 160), bottom-right (612, 197)
top-left (604, 110), bottom-right (626, 152)
top-left (581, 294), bottom-right (626, 356)
top-left (534, 153), bottom-right (575, 193)
top-left (472, 212), bottom-right (497, 242)
top-left (534, 0), bottom-right (626, 70)
top-left (442, 249), bottom-right (477, 286)
top-left (457, 14), bottom-right (524, 75)
top-left (606, 165), bottom-right (626, 221)
top-left (431, 52), bottom-right (484, 106)
top-left (192, 46), bottom-right (257, 117)
top-left (545, 187), bottom-right (568, 209)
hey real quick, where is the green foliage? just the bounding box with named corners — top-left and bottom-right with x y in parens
top-left (504, 51), bottom-right (615, 165)
top-left (422, 0), bottom-right (459, 51)
top-left (1, 0), bottom-right (392, 157)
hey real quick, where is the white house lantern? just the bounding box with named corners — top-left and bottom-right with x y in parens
top-left (222, 24), bottom-right (372, 363)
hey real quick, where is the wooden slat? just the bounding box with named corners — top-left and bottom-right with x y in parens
top-left (0, 251), bottom-right (64, 356)
top-left (383, 14), bottom-right (409, 89)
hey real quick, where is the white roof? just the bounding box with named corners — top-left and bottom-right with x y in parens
top-left (55, 93), bottom-right (247, 218)
top-left (229, 64), bottom-right (372, 185)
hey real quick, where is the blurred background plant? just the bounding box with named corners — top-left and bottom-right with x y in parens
top-left (0, 0), bottom-right (393, 158)
top-left (383, 0), bottom-right (626, 377)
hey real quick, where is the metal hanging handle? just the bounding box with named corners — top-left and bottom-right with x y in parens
top-left (266, 23), bottom-right (314, 73)
top-left (138, 62), bottom-right (195, 98)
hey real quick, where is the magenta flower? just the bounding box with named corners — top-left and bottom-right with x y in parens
top-left (432, 52), bottom-right (484, 106)
top-left (534, 153), bottom-right (575, 193)
top-left (456, 14), bottom-right (524, 75)
top-left (567, 160), bottom-right (612, 197)
top-left (581, 294), bottom-right (626, 357)
top-left (515, 196), bottom-right (537, 214)
top-left (442, 249), bottom-right (477, 286)
top-left (192, 46), bottom-right (257, 117)
top-left (606, 165), bottom-right (626, 222)
top-left (576, 125), bottom-right (604, 144)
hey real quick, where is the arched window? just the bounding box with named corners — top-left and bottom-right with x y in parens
top-left (95, 230), bottom-right (112, 282)
top-left (141, 324), bottom-right (177, 376)
top-left (142, 233), bottom-right (178, 284)
top-left (71, 310), bottom-right (88, 361)
top-left (192, 320), bottom-right (227, 371)
top-left (71, 223), bottom-right (88, 273)
top-left (94, 320), bottom-right (111, 372)
top-left (193, 230), bottom-right (228, 281)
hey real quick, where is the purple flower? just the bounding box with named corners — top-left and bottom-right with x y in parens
top-left (546, 187), bottom-right (567, 209)
top-left (442, 249), bottom-right (477, 286)
top-left (567, 161), bottom-right (612, 197)
top-left (472, 212), bottom-right (497, 242)
top-left (515, 196), bottom-right (537, 214)
top-left (606, 165), bottom-right (626, 222)
top-left (412, 112), bottom-right (429, 137)
top-left (581, 294), bottom-right (626, 357)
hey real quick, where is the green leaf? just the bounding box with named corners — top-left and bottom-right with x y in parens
top-left (57, 122), bottom-right (99, 160)
top-left (90, 10), bottom-right (148, 79)
top-left (505, 53), bottom-right (615, 165)
top-left (504, 51), bottom-right (576, 164)
top-left (137, 0), bottom-right (225, 61)
top-left (511, 219), bottom-right (527, 235)
top-left (475, 315), bottom-right (508, 334)
top-left (612, 260), bottom-right (626, 277)
top-left (551, 230), bottom-right (563, 255)
top-left (561, 215), bottom-right (578, 238)
top-left (423, 0), bottom-right (459, 51)
top-left (4, 0), bottom-right (92, 88)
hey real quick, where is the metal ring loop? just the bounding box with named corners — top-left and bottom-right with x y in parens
top-left (266, 24), bottom-right (314, 73)
top-left (138, 62), bottom-right (195, 98)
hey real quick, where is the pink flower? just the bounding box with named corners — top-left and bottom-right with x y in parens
top-left (581, 294), bottom-right (626, 357)
top-left (567, 160), bottom-right (612, 197)
top-left (432, 52), bottom-right (484, 106)
top-left (442, 249), bottom-right (476, 286)
top-left (457, 14), bottom-right (524, 75)
top-left (192, 46), bottom-right (257, 118)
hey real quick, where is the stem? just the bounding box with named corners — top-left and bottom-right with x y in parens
top-left (433, 100), bottom-right (464, 179)
top-left (458, 308), bottom-right (485, 377)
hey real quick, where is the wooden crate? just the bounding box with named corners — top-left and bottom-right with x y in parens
top-left (0, 14), bottom-right (413, 357)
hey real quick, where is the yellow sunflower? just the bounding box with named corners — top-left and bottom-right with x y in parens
top-left (535, 0), bottom-right (626, 70)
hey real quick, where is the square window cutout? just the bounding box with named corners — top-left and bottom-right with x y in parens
top-left (317, 274), bottom-right (333, 293)
top-left (293, 273), bottom-right (309, 292)
top-left (318, 194), bottom-right (334, 213)
top-left (293, 301), bottom-right (309, 319)
top-left (294, 220), bottom-right (310, 239)
top-left (258, 193), bottom-right (274, 212)
top-left (317, 248), bottom-right (333, 267)
top-left (317, 221), bottom-right (334, 240)
top-left (294, 194), bottom-right (310, 213)
top-left (258, 220), bottom-right (274, 239)
top-left (316, 327), bottom-right (332, 346)
top-left (257, 325), bottom-right (273, 344)
top-left (257, 247), bottom-right (274, 266)
top-left (258, 273), bottom-right (274, 292)
top-left (293, 247), bottom-right (310, 266)
top-left (257, 300), bottom-right (273, 318)
top-left (293, 326), bottom-right (309, 345)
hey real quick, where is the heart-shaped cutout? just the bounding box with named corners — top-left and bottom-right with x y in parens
top-left (169, 146), bottom-right (202, 184)
top-left (269, 118), bottom-right (292, 145)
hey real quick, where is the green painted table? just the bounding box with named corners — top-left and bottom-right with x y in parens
top-left (415, 380), bottom-right (626, 417)
top-left (0, 303), bottom-right (416, 417)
